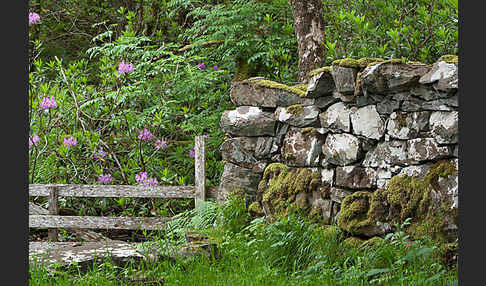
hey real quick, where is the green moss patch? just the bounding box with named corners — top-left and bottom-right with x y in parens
top-left (285, 104), bottom-right (304, 115)
top-left (439, 54), bottom-right (458, 64)
top-left (307, 66), bottom-right (332, 78)
top-left (245, 77), bottom-right (306, 97)
top-left (257, 163), bottom-right (324, 222)
top-left (338, 160), bottom-right (458, 241)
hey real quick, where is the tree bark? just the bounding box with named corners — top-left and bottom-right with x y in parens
top-left (290, 0), bottom-right (326, 82)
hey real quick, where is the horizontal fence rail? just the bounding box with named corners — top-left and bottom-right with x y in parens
top-left (29, 184), bottom-right (220, 199)
top-left (28, 136), bottom-right (217, 241)
top-left (29, 215), bottom-right (172, 230)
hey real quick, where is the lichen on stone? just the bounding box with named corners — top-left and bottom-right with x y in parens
top-left (342, 237), bottom-right (365, 249)
top-left (257, 164), bottom-right (323, 221)
top-left (307, 66), bottom-right (332, 78)
top-left (439, 54), bottom-right (458, 64)
top-left (301, 127), bottom-right (319, 137)
top-left (245, 77), bottom-right (306, 97)
top-left (338, 160), bottom-right (458, 241)
top-left (293, 83), bottom-right (309, 92)
top-left (332, 58), bottom-right (361, 69)
top-left (248, 201), bottom-right (264, 216)
top-left (285, 104), bottom-right (304, 115)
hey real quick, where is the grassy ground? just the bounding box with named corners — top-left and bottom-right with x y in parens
top-left (29, 199), bottom-right (458, 286)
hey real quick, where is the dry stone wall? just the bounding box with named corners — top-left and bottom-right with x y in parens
top-left (218, 56), bottom-right (458, 238)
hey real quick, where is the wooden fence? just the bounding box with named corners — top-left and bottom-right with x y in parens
top-left (29, 136), bottom-right (219, 241)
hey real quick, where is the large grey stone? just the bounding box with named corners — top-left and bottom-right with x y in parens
top-left (229, 80), bottom-right (314, 107)
top-left (335, 166), bottom-right (377, 189)
top-left (281, 128), bottom-right (323, 167)
top-left (362, 140), bottom-right (409, 168)
top-left (429, 111), bottom-right (458, 144)
top-left (306, 69), bottom-right (335, 98)
top-left (274, 105), bottom-right (320, 127)
top-left (221, 138), bottom-right (267, 172)
top-left (419, 60), bottom-right (458, 92)
top-left (255, 137), bottom-right (279, 159)
top-left (322, 133), bottom-right (362, 166)
top-left (386, 111), bottom-right (430, 139)
top-left (330, 187), bottom-right (353, 203)
top-left (219, 162), bottom-right (262, 198)
top-left (332, 65), bottom-right (358, 95)
top-left (361, 62), bottom-right (430, 94)
top-left (350, 105), bottom-right (385, 140)
top-left (220, 106), bottom-right (276, 137)
top-left (376, 99), bottom-right (400, 115)
top-left (315, 95), bottom-right (339, 109)
top-left (407, 138), bottom-right (450, 163)
top-left (319, 102), bottom-right (352, 132)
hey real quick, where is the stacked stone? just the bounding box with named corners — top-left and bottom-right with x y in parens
top-left (219, 56), bottom-right (458, 226)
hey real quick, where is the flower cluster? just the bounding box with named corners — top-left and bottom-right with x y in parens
top-left (118, 60), bottom-right (134, 74)
top-left (189, 147), bottom-right (195, 158)
top-left (40, 96), bottom-right (57, 110)
top-left (98, 174), bottom-right (113, 184)
top-left (93, 148), bottom-right (107, 161)
top-left (197, 62), bottom-right (219, 71)
top-left (29, 133), bottom-right (40, 148)
top-left (63, 136), bottom-right (77, 148)
top-left (135, 172), bottom-right (158, 186)
top-left (138, 128), bottom-right (153, 142)
top-left (155, 139), bottom-right (167, 150)
top-left (29, 12), bottom-right (40, 25)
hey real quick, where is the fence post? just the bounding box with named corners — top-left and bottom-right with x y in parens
top-left (48, 186), bottom-right (59, 242)
top-left (194, 136), bottom-right (206, 207)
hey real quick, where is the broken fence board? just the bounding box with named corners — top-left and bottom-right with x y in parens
top-left (29, 184), bottom-right (220, 199)
top-left (30, 215), bottom-right (172, 230)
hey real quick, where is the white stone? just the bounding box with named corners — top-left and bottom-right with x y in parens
top-left (350, 105), bottom-right (385, 140)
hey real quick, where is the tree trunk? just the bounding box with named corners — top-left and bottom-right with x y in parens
top-left (290, 0), bottom-right (326, 82)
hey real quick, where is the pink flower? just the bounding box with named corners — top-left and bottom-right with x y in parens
top-left (63, 136), bottom-right (77, 148)
top-left (118, 60), bottom-right (134, 74)
top-left (143, 177), bottom-right (158, 187)
top-left (98, 174), bottom-right (113, 184)
top-left (155, 139), bottom-right (167, 150)
top-left (135, 172), bottom-right (148, 184)
top-left (189, 148), bottom-right (195, 158)
top-left (29, 133), bottom-right (40, 148)
top-left (212, 65), bottom-right (219, 71)
top-left (198, 62), bottom-right (206, 70)
top-left (29, 12), bottom-right (40, 25)
top-left (40, 96), bottom-right (57, 110)
top-left (135, 171), bottom-right (158, 186)
top-left (93, 148), bottom-right (107, 161)
top-left (138, 128), bottom-right (153, 142)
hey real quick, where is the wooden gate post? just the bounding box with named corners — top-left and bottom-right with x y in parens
top-left (48, 186), bottom-right (59, 242)
top-left (194, 136), bottom-right (206, 207)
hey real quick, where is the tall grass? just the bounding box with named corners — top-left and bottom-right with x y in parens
top-left (29, 198), bottom-right (457, 286)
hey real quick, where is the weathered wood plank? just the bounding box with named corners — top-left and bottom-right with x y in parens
top-left (29, 202), bottom-right (111, 242)
top-left (29, 202), bottom-right (49, 215)
top-left (48, 187), bottom-right (59, 241)
top-left (29, 184), bottom-right (195, 198)
top-left (29, 215), bottom-right (172, 230)
top-left (194, 136), bottom-right (206, 207)
top-left (29, 184), bottom-right (220, 199)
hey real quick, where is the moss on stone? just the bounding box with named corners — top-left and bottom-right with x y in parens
top-left (258, 164), bottom-right (323, 222)
top-left (293, 83), bottom-right (308, 92)
top-left (439, 54), bottom-right (458, 64)
top-left (283, 153), bottom-right (296, 161)
top-left (332, 58), bottom-right (361, 69)
top-left (338, 160), bottom-right (457, 241)
top-left (245, 77), bottom-right (306, 97)
top-left (342, 237), bottom-right (365, 249)
top-left (361, 236), bottom-right (384, 250)
top-left (286, 104), bottom-right (304, 115)
top-left (307, 66), bottom-right (332, 78)
top-left (301, 127), bottom-right (319, 137)
top-left (248, 201), bottom-right (264, 216)
top-left (356, 57), bottom-right (384, 67)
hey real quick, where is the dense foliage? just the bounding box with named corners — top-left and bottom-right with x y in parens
top-left (30, 197), bottom-right (458, 285)
top-left (29, 0), bottom-right (458, 283)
